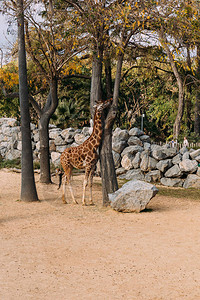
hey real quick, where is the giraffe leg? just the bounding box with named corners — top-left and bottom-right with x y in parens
top-left (68, 179), bottom-right (78, 204)
top-left (82, 170), bottom-right (90, 206)
top-left (66, 166), bottom-right (78, 204)
top-left (62, 176), bottom-right (67, 204)
top-left (62, 165), bottom-right (77, 204)
top-left (88, 165), bottom-right (96, 205)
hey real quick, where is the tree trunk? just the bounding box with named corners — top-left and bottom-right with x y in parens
top-left (158, 28), bottom-right (184, 140)
top-left (17, 0), bottom-right (38, 201)
top-left (90, 51), bottom-right (103, 116)
top-left (194, 43), bottom-right (200, 135)
top-left (39, 115), bottom-right (51, 183)
top-left (173, 84), bottom-right (184, 140)
top-left (39, 77), bottom-right (58, 183)
top-left (104, 56), bottom-right (112, 99)
top-left (100, 53), bottom-right (124, 206)
top-left (100, 127), bottom-right (118, 205)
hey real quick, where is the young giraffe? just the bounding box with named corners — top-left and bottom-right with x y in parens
top-left (60, 99), bottom-right (111, 205)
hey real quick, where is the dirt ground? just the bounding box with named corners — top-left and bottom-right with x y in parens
top-left (1, 169), bottom-right (200, 300)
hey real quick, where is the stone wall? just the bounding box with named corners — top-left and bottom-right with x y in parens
top-left (1, 117), bottom-right (200, 188)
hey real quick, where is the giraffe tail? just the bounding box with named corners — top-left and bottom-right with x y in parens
top-left (56, 168), bottom-right (63, 190)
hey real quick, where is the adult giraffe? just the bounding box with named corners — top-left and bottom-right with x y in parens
top-left (60, 99), bottom-right (111, 205)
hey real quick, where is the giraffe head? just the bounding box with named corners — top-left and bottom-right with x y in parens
top-left (94, 99), bottom-right (112, 113)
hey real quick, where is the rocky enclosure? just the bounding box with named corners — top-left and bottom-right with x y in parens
top-left (1, 117), bottom-right (200, 188)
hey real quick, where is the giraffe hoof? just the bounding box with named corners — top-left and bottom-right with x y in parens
top-left (82, 203), bottom-right (87, 206)
top-left (89, 202), bottom-right (94, 206)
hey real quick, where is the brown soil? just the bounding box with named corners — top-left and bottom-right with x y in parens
top-left (1, 169), bottom-right (200, 300)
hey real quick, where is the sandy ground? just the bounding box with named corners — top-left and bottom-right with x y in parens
top-left (0, 169), bottom-right (200, 300)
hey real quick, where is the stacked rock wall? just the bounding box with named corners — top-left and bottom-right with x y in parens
top-left (0, 118), bottom-right (200, 188)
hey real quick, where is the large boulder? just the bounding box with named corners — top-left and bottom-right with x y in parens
top-left (156, 159), bottom-right (172, 173)
top-left (121, 145), bottom-right (143, 157)
top-left (109, 180), bottom-right (158, 213)
top-left (131, 152), bottom-right (141, 169)
top-left (179, 159), bottom-right (198, 174)
top-left (145, 170), bottom-right (161, 182)
top-left (129, 127), bottom-right (144, 136)
top-left (121, 153), bottom-right (134, 170)
top-left (160, 178), bottom-right (183, 187)
top-left (127, 136), bottom-right (143, 146)
top-left (113, 128), bottom-right (129, 142)
top-left (183, 174), bottom-right (200, 188)
top-left (51, 152), bottom-right (61, 166)
top-left (112, 140), bottom-right (127, 154)
top-left (74, 133), bottom-right (88, 145)
top-left (119, 169), bottom-right (145, 181)
top-left (190, 149), bottom-right (200, 159)
top-left (164, 164), bottom-right (182, 178)
top-left (151, 149), bottom-right (168, 160)
top-left (172, 153), bottom-right (182, 165)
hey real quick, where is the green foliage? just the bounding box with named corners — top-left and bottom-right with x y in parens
top-left (0, 158), bottom-right (21, 169)
top-left (52, 77), bottom-right (91, 128)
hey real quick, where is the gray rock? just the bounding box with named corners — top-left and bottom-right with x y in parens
top-left (162, 147), bottom-right (177, 158)
top-left (156, 159), bottom-right (172, 173)
top-left (140, 135), bottom-right (151, 143)
top-left (112, 140), bottom-right (127, 154)
top-left (54, 135), bottom-right (66, 146)
top-left (197, 167), bottom-right (200, 177)
top-left (151, 149), bottom-right (167, 160)
top-left (109, 180), bottom-right (158, 213)
top-left (145, 170), bottom-right (161, 182)
top-left (51, 151), bottom-right (61, 166)
top-left (116, 167), bottom-right (126, 176)
top-left (131, 152), bottom-right (141, 169)
top-left (140, 153), bottom-right (149, 171)
top-left (148, 157), bottom-right (158, 170)
top-left (74, 133), bottom-right (88, 145)
top-left (61, 128), bottom-right (75, 139)
top-left (56, 145), bottom-right (67, 153)
top-left (164, 164), bottom-right (182, 178)
top-left (179, 147), bottom-right (189, 155)
top-left (5, 149), bottom-right (21, 160)
top-left (179, 159), bottom-right (198, 174)
top-left (194, 155), bottom-right (200, 163)
top-left (151, 144), bottom-right (163, 151)
top-left (113, 128), bottom-right (129, 142)
top-left (183, 174), bottom-right (200, 188)
top-left (172, 153), bottom-right (182, 164)
top-left (143, 142), bottom-right (151, 151)
top-left (112, 151), bottom-right (121, 168)
top-left (119, 169), bottom-right (145, 181)
top-left (121, 153), bottom-right (134, 170)
top-left (190, 149), bottom-right (200, 159)
top-left (127, 136), bottom-right (143, 146)
top-left (129, 127), bottom-right (144, 136)
top-left (81, 127), bottom-right (91, 136)
top-left (121, 145), bottom-right (143, 157)
top-left (49, 128), bottom-right (62, 139)
top-left (161, 178), bottom-right (183, 187)
top-left (182, 151), bottom-right (190, 160)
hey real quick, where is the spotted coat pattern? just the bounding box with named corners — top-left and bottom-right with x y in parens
top-left (60, 100), bottom-right (110, 205)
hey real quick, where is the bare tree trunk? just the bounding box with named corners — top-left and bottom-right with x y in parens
top-left (100, 53), bottom-right (124, 206)
top-left (39, 77), bottom-right (58, 183)
top-left (158, 28), bottom-right (184, 140)
top-left (104, 55), bottom-right (112, 99)
top-left (194, 43), bottom-right (200, 135)
top-left (90, 50), bottom-right (103, 116)
top-left (17, 0), bottom-right (38, 201)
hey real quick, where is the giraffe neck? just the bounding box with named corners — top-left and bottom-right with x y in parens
top-left (88, 109), bottom-right (103, 149)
